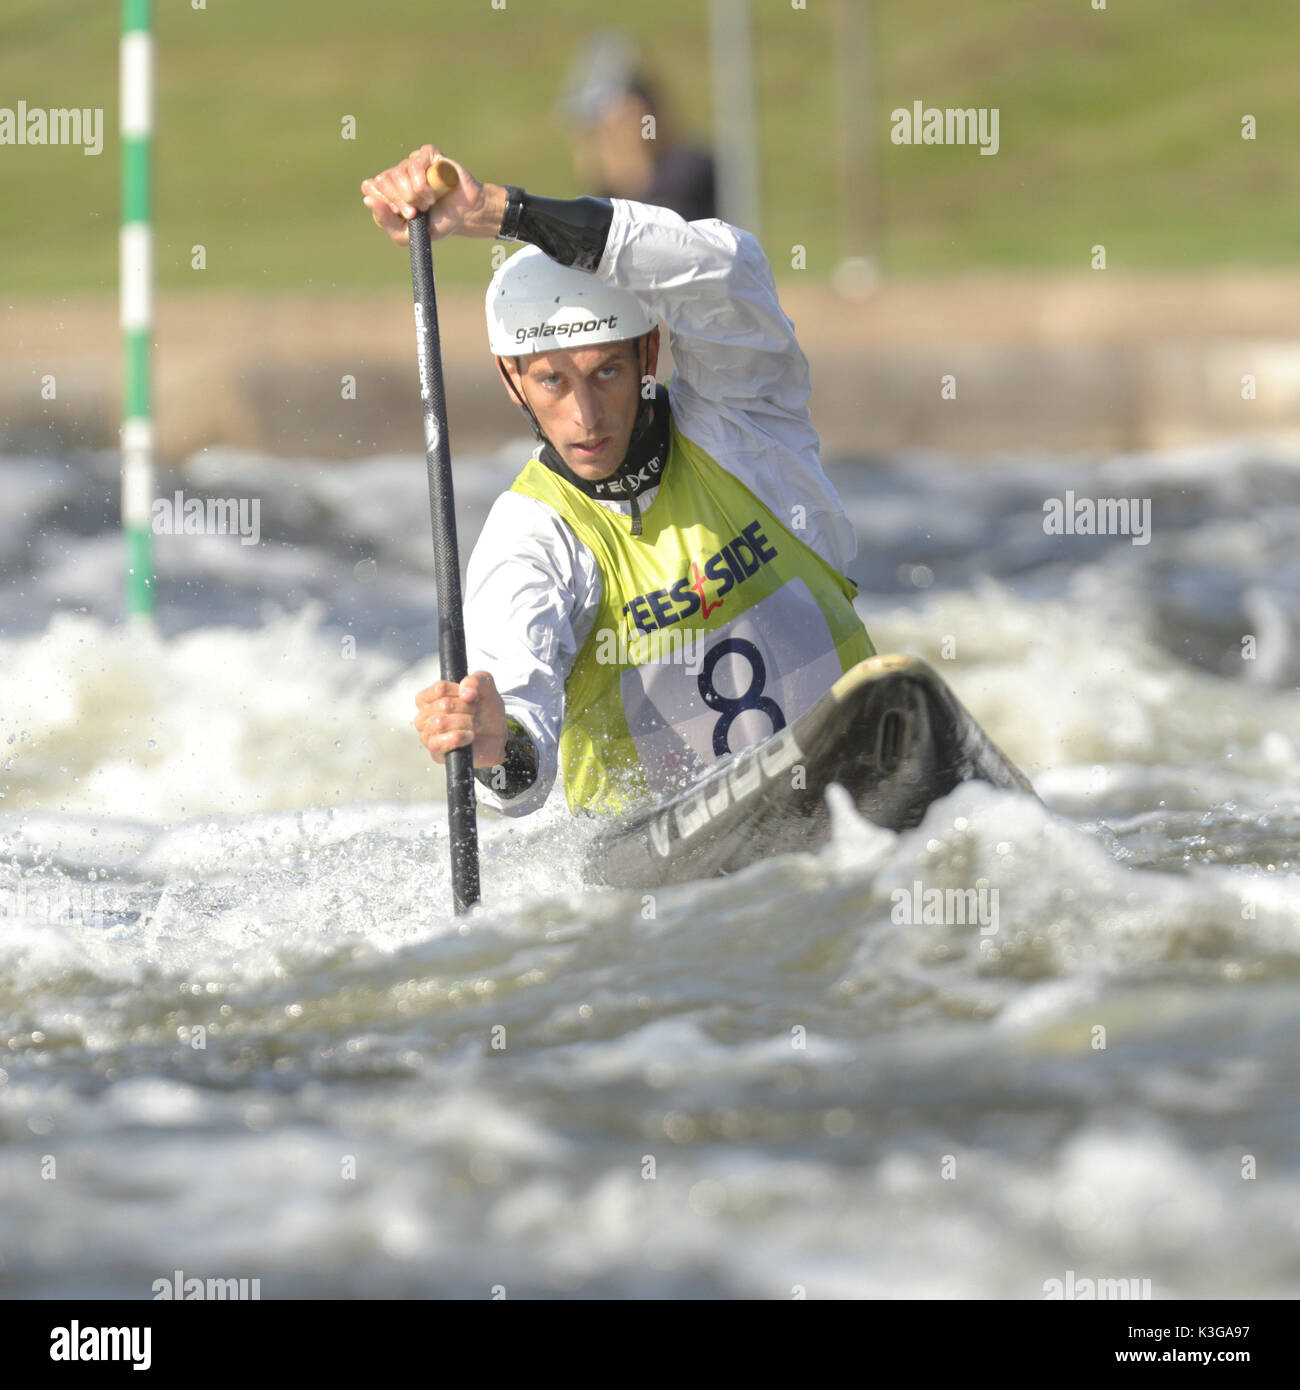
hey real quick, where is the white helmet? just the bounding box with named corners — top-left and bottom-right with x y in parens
top-left (485, 244), bottom-right (654, 357)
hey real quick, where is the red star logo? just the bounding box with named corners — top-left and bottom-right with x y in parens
top-left (691, 560), bottom-right (723, 619)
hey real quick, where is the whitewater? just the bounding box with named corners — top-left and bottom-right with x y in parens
top-left (1, 436), bottom-right (1297, 1298)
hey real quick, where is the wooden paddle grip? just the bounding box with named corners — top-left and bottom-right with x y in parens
top-left (426, 158), bottom-right (460, 201)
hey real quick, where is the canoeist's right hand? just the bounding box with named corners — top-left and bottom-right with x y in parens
top-left (360, 145), bottom-right (504, 247)
top-left (413, 671), bottom-right (508, 768)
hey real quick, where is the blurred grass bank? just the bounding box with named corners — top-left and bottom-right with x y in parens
top-left (2, 0), bottom-right (1296, 456)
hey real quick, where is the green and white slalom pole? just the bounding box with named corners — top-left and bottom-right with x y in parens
top-left (120, 0), bottom-right (154, 619)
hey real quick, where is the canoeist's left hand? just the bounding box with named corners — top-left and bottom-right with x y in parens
top-left (361, 145), bottom-right (501, 247)
top-left (413, 671), bottom-right (508, 768)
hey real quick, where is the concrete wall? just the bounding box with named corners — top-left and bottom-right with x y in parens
top-left (3, 274), bottom-right (1299, 463)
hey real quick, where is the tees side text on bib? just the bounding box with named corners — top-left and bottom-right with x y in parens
top-left (510, 417), bottom-right (875, 814)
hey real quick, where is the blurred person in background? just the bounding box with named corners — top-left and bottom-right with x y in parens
top-left (559, 31), bottom-right (716, 223)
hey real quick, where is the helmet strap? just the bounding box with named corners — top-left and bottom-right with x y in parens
top-left (630, 331), bottom-right (655, 441)
top-left (496, 356), bottom-right (550, 446)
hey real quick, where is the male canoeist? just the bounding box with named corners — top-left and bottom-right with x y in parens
top-left (361, 145), bottom-right (875, 817)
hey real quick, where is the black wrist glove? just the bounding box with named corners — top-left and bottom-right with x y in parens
top-left (499, 187), bottom-right (614, 272)
top-left (472, 717), bottom-right (539, 797)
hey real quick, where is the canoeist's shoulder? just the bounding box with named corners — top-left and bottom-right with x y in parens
top-left (487, 486), bottom-right (561, 526)
top-left (480, 489), bottom-right (590, 558)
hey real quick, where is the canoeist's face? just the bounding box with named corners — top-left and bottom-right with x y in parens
top-left (501, 328), bottom-right (660, 481)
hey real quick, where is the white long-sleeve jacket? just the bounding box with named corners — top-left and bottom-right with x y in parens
top-left (464, 198), bottom-right (858, 815)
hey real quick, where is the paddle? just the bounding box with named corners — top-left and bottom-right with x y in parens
top-left (409, 158), bottom-right (480, 913)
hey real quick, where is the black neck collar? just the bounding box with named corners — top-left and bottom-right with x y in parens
top-left (538, 385), bottom-right (671, 501)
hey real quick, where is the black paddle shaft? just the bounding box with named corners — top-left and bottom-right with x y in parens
top-left (408, 211), bottom-right (481, 913)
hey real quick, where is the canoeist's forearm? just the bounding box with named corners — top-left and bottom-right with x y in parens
top-left (362, 146), bottom-right (617, 268)
top-left (407, 175), bottom-right (612, 264)
top-left (462, 181), bottom-right (509, 238)
top-left (459, 184), bottom-right (615, 270)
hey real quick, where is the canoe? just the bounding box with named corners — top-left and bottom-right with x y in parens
top-left (584, 653), bottom-right (1034, 890)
